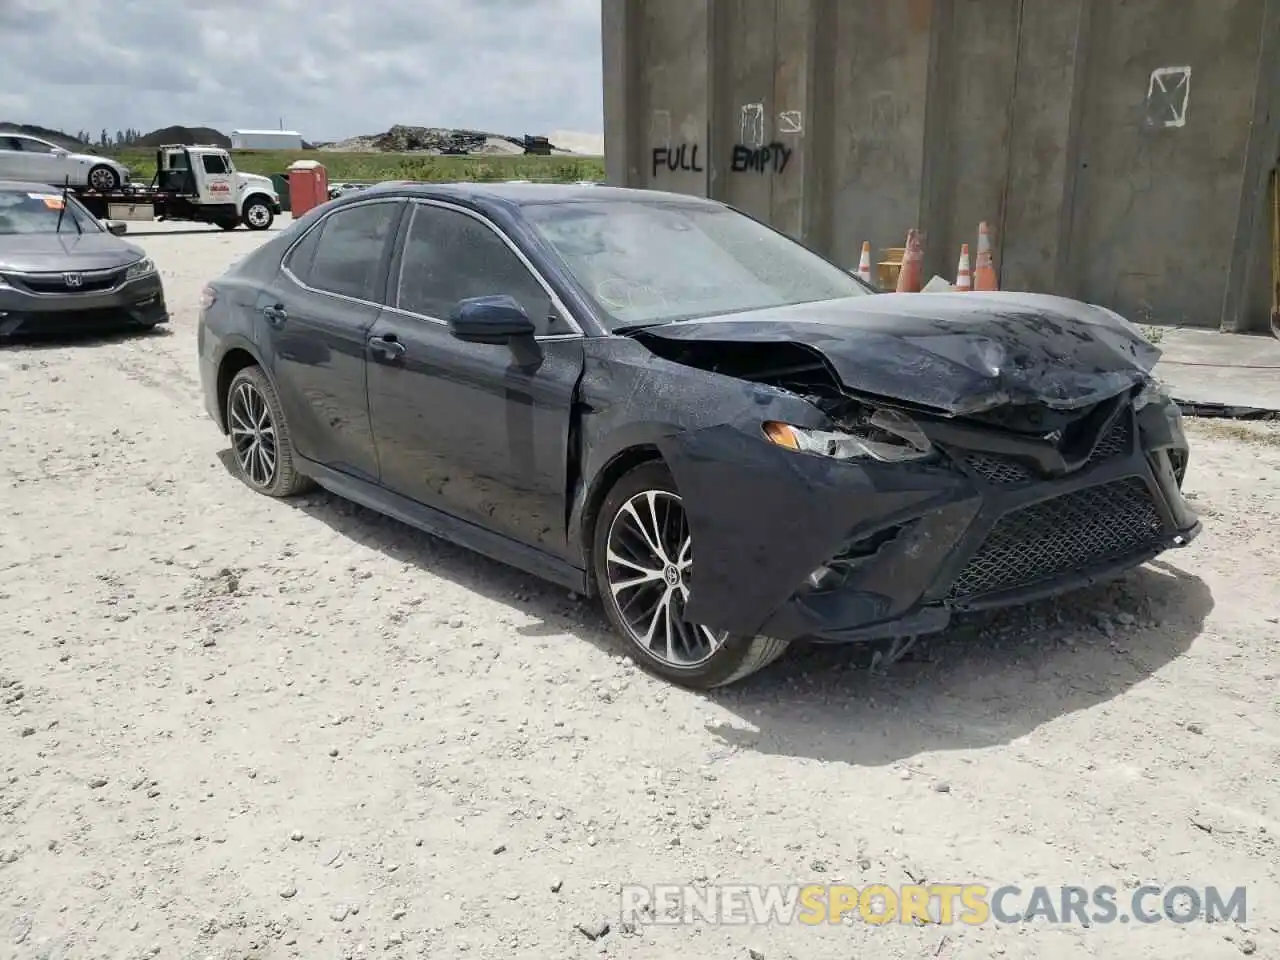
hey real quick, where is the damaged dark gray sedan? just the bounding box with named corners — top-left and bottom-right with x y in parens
top-left (197, 183), bottom-right (1199, 689)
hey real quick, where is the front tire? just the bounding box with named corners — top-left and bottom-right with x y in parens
top-left (241, 196), bottom-right (274, 231)
top-left (225, 366), bottom-right (312, 497)
top-left (87, 164), bottom-right (120, 192)
top-left (592, 462), bottom-right (789, 689)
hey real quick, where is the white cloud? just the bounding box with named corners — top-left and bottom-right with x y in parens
top-left (0, 0), bottom-right (603, 142)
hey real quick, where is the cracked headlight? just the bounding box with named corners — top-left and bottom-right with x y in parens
top-left (763, 408), bottom-right (935, 463)
top-left (125, 257), bottom-right (156, 281)
top-left (1133, 378), bottom-right (1172, 411)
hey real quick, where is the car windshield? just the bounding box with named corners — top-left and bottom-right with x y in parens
top-left (0, 189), bottom-right (101, 235)
top-left (522, 199), bottom-right (871, 330)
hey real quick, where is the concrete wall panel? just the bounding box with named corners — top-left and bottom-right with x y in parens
top-left (602, 0), bottom-right (1279, 331)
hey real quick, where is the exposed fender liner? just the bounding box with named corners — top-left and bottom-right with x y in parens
top-left (659, 424), bottom-right (970, 637)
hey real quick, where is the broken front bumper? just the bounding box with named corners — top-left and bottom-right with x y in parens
top-left (664, 394), bottom-right (1198, 643)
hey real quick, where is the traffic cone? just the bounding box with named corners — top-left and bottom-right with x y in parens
top-left (955, 243), bottom-right (972, 291)
top-left (856, 241), bottom-right (873, 284)
top-left (895, 229), bottom-right (924, 293)
top-left (974, 221), bottom-right (998, 291)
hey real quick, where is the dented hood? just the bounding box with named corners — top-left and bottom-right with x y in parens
top-left (632, 291), bottom-right (1160, 416)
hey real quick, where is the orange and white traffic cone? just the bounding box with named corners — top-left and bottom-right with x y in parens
top-left (955, 243), bottom-right (972, 291)
top-left (856, 241), bottom-right (873, 284)
top-left (896, 229), bottom-right (924, 293)
top-left (974, 221), bottom-right (998, 291)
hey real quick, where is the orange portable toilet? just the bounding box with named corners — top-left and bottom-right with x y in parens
top-left (287, 160), bottom-right (328, 218)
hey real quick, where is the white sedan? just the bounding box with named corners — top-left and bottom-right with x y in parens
top-left (0, 133), bottom-right (131, 192)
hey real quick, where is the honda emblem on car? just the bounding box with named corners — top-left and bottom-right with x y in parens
top-left (63, 272), bottom-right (83, 288)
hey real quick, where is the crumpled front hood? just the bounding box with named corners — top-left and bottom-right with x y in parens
top-left (632, 291), bottom-right (1161, 415)
top-left (0, 232), bottom-right (144, 273)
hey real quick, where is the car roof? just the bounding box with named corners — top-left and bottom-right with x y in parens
top-left (0, 179), bottom-right (64, 192)
top-left (350, 180), bottom-right (722, 213)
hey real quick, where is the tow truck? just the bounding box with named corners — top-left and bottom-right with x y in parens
top-left (73, 144), bottom-right (281, 231)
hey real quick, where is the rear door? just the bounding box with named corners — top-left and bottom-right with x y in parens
top-left (0, 137), bottom-right (32, 179)
top-left (257, 198), bottom-right (405, 481)
top-left (366, 199), bottom-right (585, 556)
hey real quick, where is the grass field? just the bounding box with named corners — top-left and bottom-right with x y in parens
top-left (105, 148), bottom-right (605, 184)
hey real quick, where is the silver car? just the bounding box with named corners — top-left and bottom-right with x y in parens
top-left (0, 133), bottom-right (131, 192)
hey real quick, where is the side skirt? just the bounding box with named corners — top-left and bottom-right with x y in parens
top-left (297, 456), bottom-right (590, 595)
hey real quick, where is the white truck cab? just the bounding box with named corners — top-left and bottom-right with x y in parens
top-left (155, 145), bottom-right (280, 230)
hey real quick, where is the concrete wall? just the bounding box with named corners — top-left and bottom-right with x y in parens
top-left (603, 0), bottom-right (1280, 333)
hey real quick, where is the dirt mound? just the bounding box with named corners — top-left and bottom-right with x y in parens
top-left (133, 126), bottom-right (231, 148)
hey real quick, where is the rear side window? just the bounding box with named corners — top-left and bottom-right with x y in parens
top-left (283, 222), bottom-right (324, 285)
top-left (306, 202), bottom-right (400, 302)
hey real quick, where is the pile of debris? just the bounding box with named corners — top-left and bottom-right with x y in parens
top-left (317, 125), bottom-right (561, 156)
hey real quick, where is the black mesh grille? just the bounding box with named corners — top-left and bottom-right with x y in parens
top-left (964, 452), bottom-right (1035, 485)
top-left (945, 477), bottom-right (1166, 600)
top-left (1091, 416), bottom-right (1132, 461)
top-left (961, 415), bottom-right (1133, 487)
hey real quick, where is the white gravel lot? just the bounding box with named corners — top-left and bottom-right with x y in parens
top-left (1, 219), bottom-right (1278, 960)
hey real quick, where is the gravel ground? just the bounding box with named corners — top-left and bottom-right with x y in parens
top-left (1, 220), bottom-right (1278, 960)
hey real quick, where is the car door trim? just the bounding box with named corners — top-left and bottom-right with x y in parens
top-left (386, 198), bottom-right (585, 341)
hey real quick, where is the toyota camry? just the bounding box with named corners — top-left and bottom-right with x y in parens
top-left (196, 183), bottom-right (1199, 689)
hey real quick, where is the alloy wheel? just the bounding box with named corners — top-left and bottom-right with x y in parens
top-left (228, 381), bottom-right (277, 488)
top-left (89, 167), bottom-right (116, 191)
top-left (605, 489), bottom-right (726, 667)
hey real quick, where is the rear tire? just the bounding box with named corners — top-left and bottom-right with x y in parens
top-left (241, 196), bottom-right (274, 231)
top-left (224, 366), bottom-right (313, 497)
top-left (591, 462), bottom-right (788, 689)
top-left (87, 164), bottom-right (120, 192)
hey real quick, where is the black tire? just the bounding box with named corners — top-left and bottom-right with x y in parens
top-left (224, 365), bottom-right (313, 497)
top-left (241, 195), bottom-right (274, 231)
top-left (591, 461), bottom-right (789, 689)
top-left (87, 164), bottom-right (120, 192)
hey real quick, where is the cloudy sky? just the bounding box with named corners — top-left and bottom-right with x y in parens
top-left (0, 0), bottom-right (603, 142)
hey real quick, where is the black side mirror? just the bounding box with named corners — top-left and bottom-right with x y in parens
top-left (104, 220), bottom-right (128, 236)
top-left (448, 295), bottom-right (536, 345)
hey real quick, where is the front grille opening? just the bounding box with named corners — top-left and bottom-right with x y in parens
top-left (960, 414), bottom-right (1133, 487)
top-left (20, 272), bottom-right (122, 294)
top-left (946, 477), bottom-right (1166, 601)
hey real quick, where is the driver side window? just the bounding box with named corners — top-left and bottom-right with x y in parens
top-left (396, 203), bottom-right (558, 335)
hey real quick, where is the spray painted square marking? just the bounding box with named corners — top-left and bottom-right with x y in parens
top-left (739, 103), bottom-right (764, 147)
top-left (1146, 66), bottom-right (1190, 128)
top-left (777, 110), bottom-right (803, 135)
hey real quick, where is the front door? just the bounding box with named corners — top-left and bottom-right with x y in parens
top-left (366, 200), bottom-right (584, 557)
top-left (12, 136), bottom-right (63, 185)
top-left (258, 198), bottom-right (404, 482)
top-left (195, 151), bottom-right (236, 206)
